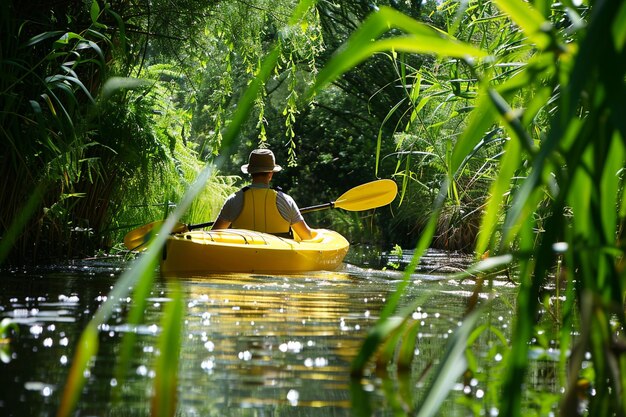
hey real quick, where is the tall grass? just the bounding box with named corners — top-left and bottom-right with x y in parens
top-left (309, 1), bottom-right (626, 416)
top-left (32, 0), bottom-right (626, 416)
top-left (55, 1), bottom-right (318, 416)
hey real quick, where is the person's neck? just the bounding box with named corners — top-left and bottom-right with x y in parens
top-left (250, 172), bottom-right (272, 185)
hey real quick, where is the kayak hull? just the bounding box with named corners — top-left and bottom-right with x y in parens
top-left (160, 228), bottom-right (349, 275)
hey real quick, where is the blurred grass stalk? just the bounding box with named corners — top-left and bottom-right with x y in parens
top-left (56, 1), bottom-right (317, 417)
top-left (311, 1), bottom-right (626, 416)
top-left (28, 0), bottom-right (626, 416)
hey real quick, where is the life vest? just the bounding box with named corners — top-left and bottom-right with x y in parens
top-left (231, 187), bottom-right (291, 234)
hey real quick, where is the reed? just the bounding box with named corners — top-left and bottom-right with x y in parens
top-left (308, 1), bottom-right (626, 415)
top-left (55, 2), bottom-right (318, 416)
top-left (24, 0), bottom-right (626, 416)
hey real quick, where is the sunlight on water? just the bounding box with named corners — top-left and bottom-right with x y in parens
top-left (0, 252), bottom-right (564, 416)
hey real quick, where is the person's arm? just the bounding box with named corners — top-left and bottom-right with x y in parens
top-left (212, 218), bottom-right (231, 230)
top-left (212, 191), bottom-right (241, 230)
top-left (291, 219), bottom-right (313, 240)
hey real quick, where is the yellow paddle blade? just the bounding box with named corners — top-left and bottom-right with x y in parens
top-left (123, 221), bottom-right (188, 251)
top-left (334, 179), bottom-right (397, 211)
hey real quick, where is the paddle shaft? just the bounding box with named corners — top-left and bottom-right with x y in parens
top-left (300, 202), bottom-right (334, 214)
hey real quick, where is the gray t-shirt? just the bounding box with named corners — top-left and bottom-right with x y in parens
top-left (216, 183), bottom-right (304, 225)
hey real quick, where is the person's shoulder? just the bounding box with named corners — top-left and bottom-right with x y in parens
top-left (234, 186), bottom-right (249, 195)
top-left (224, 188), bottom-right (245, 202)
top-left (273, 186), bottom-right (293, 199)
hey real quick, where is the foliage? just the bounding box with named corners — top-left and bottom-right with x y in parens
top-left (6, 0), bottom-right (626, 416)
top-left (306, 1), bottom-right (626, 416)
top-left (0, 318), bottom-right (19, 340)
top-left (0, 0), bottom-right (112, 263)
top-left (55, 2), bottom-right (319, 417)
top-left (0, 0), bottom-right (237, 264)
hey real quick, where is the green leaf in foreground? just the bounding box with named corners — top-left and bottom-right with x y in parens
top-left (415, 311), bottom-right (481, 417)
top-left (308, 6), bottom-right (486, 101)
top-left (56, 323), bottom-right (99, 417)
top-left (151, 282), bottom-right (184, 417)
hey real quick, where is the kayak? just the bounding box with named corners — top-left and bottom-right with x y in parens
top-left (160, 228), bottom-right (350, 275)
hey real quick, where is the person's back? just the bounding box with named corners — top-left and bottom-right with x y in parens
top-left (213, 149), bottom-right (313, 240)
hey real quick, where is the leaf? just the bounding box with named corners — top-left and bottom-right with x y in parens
top-left (87, 40), bottom-right (105, 63)
top-left (475, 137), bottom-right (522, 256)
top-left (151, 283), bottom-right (184, 417)
top-left (494, 0), bottom-right (552, 50)
top-left (599, 133), bottom-right (623, 244)
top-left (415, 311), bottom-right (481, 417)
top-left (53, 32), bottom-right (84, 49)
top-left (450, 90), bottom-right (497, 174)
top-left (57, 323), bottom-right (99, 417)
top-left (351, 316), bottom-right (405, 374)
top-left (106, 8), bottom-right (127, 54)
top-left (90, 0), bottom-right (100, 24)
top-left (24, 31), bottom-right (65, 47)
top-left (613, 2), bottom-right (626, 51)
top-left (41, 93), bottom-right (57, 117)
top-left (309, 6), bottom-right (486, 100)
top-left (100, 76), bottom-right (151, 100)
top-left (0, 318), bottom-right (19, 338)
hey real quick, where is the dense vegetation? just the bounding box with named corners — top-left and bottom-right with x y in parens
top-left (0, 0), bottom-right (480, 265)
top-left (2, 0), bottom-right (626, 416)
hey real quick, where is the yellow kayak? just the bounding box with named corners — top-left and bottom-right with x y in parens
top-left (160, 228), bottom-right (349, 276)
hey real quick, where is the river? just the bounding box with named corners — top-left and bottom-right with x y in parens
top-left (0, 249), bottom-right (564, 416)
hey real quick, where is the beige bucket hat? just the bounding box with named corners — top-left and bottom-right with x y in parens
top-left (241, 149), bottom-right (283, 174)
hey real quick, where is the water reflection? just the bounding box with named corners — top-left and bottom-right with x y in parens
top-left (0, 254), bottom-right (544, 417)
top-left (178, 272), bottom-right (367, 415)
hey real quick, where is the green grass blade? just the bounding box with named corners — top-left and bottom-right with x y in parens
top-left (350, 316), bottom-right (405, 374)
top-left (415, 311), bottom-right (481, 417)
top-left (380, 178), bottom-right (449, 321)
top-left (475, 136), bottom-right (522, 257)
top-left (151, 282), bottom-right (184, 417)
top-left (499, 208), bottom-right (538, 417)
top-left (494, 0), bottom-right (551, 50)
top-left (112, 261), bottom-right (157, 399)
top-left (613, 2), bottom-right (626, 51)
top-left (309, 6), bottom-right (485, 100)
top-left (600, 134), bottom-right (623, 244)
top-left (450, 90), bottom-right (497, 174)
top-left (56, 323), bottom-right (99, 417)
top-left (0, 318), bottom-right (19, 338)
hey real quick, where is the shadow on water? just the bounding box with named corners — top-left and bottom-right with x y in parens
top-left (0, 250), bottom-right (562, 416)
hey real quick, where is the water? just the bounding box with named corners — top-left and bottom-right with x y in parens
top-left (0, 251), bottom-right (554, 416)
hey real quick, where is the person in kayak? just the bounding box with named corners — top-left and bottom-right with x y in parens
top-left (212, 148), bottom-right (314, 240)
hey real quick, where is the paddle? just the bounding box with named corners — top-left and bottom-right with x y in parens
top-left (123, 179), bottom-right (397, 250)
top-left (300, 179), bottom-right (397, 213)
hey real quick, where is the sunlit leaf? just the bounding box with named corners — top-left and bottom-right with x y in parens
top-left (90, 0), bottom-right (100, 24)
top-left (151, 283), bottom-right (184, 417)
top-left (100, 76), bottom-right (151, 100)
top-left (494, 0), bottom-right (552, 50)
top-left (415, 311), bottom-right (481, 417)
top-left (309, 6), bottom-right (486, 100)
top-left (600, 134), bottom-right (624, 244)
top-left (0, 318), bottom-right (19, 338)
top-left (474, 90), bottom-right (555, 254)
top-left (450, 90), bottom-right (497, 174)
top-left (612, 2), bottom-right (626, 51)
top-left (57, 323), bottom-right (99, 417)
